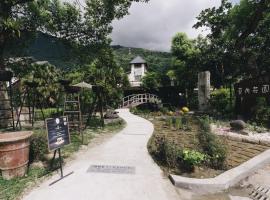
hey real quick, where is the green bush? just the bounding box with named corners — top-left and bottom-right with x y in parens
top-left (210, 88), bottom-right (234, 118)
top-left (148, 134), bottom-right (207, 172)
top-left (29, 131), bottom-right (48, 162)
top-left (182, 149), bottom-right (206, 171)
top-left (251, 97), bottom-right (270, 128)
top-left (148, 135), bottom-right (183, 167)
top-left (197, 116), bottom-right (227, 169)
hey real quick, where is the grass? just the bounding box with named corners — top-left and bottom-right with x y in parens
top-left (0, 118), bottom-right (126, 200)
top-left (0, 167), bottom-right (48, 200)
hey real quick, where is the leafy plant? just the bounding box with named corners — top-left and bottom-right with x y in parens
top-left (197, 116), bottom-right (227, 169)
top-left (182, 149), bottom-right (206, 171)
top-left (29, 131), bottom-right (48, 162)
top-left (210, 88), bottom-right (234, 119)
top-left (250, 97), bottom-right (270, 128)
top-left (175, 117), bottom-right (182, 130)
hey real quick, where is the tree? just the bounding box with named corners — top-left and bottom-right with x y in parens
top-left (83, 47), bottom-right (129, 126)
top-left (141, 72), bottom-right (161, 91)
top-left (0, 0), bottom-right (148, 127)
top-left (170, 32), bottom-right (200, 104)
top-left (193, 0), bottom-right (270, 85)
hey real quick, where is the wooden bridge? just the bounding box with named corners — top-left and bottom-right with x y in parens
top-left (121, 93), bottom-right (162, 108)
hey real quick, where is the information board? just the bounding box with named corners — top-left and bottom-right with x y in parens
top-left (46, 116), bottom-right (70, 151)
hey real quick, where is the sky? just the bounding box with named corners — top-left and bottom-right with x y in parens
top-left (64, 0), bottom-right (239, 52)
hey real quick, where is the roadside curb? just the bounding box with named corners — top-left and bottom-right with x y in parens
top-left (169, 149), bottom-right (270, 194)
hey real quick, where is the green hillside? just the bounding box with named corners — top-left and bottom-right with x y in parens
top-left (7, 33), bottom-right (172, 72)
top-left (112, 45), bottom-right (172, 73)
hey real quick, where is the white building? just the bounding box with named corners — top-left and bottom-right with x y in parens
top-left (128, 56), bottom-right (147, 87)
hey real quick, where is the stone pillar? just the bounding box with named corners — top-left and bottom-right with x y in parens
top-left (198, 71), bottom-right (211, 111)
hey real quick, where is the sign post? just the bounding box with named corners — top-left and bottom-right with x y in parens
top-left (46, 116), bottom-right (74, 186)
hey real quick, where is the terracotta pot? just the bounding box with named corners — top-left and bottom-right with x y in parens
top-left (0, 131), bottom-right (33, 180)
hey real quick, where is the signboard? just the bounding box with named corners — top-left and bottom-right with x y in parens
top-left (234, 75), bottom-right (270, 97)
top-left (46, 116), bottom-right (70, 151)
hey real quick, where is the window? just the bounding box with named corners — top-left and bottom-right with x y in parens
top-left (135, 75), bottom-right (142, 82)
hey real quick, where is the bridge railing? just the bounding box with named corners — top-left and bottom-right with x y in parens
top-left (121, 93), bottom-right (161, 108)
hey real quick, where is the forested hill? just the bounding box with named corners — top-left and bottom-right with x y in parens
top-left (112, 45), bottom-right (172, 73)
top-left (7, 32), bottom-right (172, 72)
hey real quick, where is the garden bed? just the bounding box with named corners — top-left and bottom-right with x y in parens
top-left (147, 114), bottom-right (269, 179)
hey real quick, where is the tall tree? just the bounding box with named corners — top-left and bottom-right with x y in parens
top-left (170, 32), bottom-right (200, 103)
top-left (193, 0), bottom-right (270, 84)
top-left (0, 0), bottom-right (148, 127)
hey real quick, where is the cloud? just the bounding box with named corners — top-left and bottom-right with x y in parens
top-left (111, 0), bottom-right (222, 51)
top-left (62, 0), bottom-right (239, 52)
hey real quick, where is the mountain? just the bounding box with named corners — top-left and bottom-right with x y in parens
top-left (112, 45), bottom-right (172, 73)
top-left (7, 33), bottom-right (172, 72)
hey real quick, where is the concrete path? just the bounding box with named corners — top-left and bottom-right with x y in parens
top-left (23, 109), bottom-right (181, 200)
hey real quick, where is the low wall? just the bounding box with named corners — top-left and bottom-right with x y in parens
top-left (169, 149), bottom-right (270, 194)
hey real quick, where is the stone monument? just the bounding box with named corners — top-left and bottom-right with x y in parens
top-left (198, 71), bottom-right (211, 111)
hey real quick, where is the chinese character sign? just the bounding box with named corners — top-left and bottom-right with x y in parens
top-left (235, 82), bottom-right (270, 97)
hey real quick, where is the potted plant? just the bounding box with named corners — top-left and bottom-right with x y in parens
top-left (0, 131), bottom-right (33, 180)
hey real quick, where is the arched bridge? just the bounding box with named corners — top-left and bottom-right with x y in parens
top-left (121, 93), bottom-right (162, 108)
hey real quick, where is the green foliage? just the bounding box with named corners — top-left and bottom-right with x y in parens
top-left (148, 134), bottom-right (206, 173)
top-left (175, 117), bottom-right (182, 130)
top-left (0, 167), bottom-right (48, 200)
top-left (194, 0), bottom-right (270, 87)
top-left (182, 149), bottom-right (206, 171)
top-left (250, 97), bottom-right (270, 128)
top-left (210, 88), bottom-right (234, 118)
top-left (169, 32), bottom-right (200, 104)
top-left (148, 135), bottom-right (183, 169)
top-left (10, 60), bottom-right (61, 108)
top-left (141, 72), bottom-right (161, 91)
top-left (197, 116), bottom-right (227, 169)
top-left (113, 46), bottom-right (172, 75)
top-left (29, 131), bottom-right (48, 162)
top-left (171, 33), bottom-right (198, 61)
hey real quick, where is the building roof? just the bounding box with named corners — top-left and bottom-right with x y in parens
top-left (130, 56), bottom-right (147, 64)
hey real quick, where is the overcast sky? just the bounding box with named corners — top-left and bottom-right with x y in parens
top-left (64, 0), bottom-right (239, 51)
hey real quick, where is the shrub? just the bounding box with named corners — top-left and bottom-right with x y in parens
top-left (29, 131), bottom-right (48, 162)
top-left (148, 135), bottom-right (183, 168)
top-left (182, 149), bottom-right (206, 172)
top-left (251, 97), bottom-right (270, 128)
top-left (197, 116), bottom-right (227, 169)
top-left (210, 88), bottom-right (234, 118)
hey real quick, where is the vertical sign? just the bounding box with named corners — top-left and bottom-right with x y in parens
top-left (46, 116), bottom-right (70, 152)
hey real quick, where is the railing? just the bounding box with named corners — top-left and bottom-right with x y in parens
top-left (121, 93), bottom-right (162, 108)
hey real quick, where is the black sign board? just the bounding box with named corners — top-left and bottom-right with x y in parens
top-left (46, 116), bottom-right (70, 152)
top-left (234, 75), bottom-right (270, 97)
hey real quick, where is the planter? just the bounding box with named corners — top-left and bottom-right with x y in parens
top-left (0, 131), bottom-right (33, 180)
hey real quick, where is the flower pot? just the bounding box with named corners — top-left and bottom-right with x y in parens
top-left (0, 131), bottom-right (33, 180)
top-left (0, 70), bottom-right (13, 81)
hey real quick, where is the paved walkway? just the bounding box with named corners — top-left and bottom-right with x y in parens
top-left (23, 109), bottom-right (181, 200)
